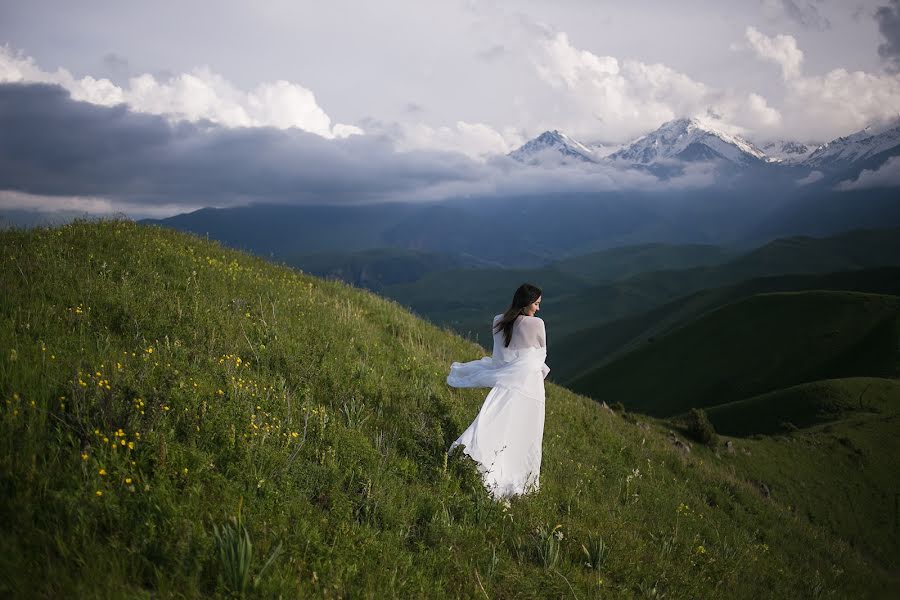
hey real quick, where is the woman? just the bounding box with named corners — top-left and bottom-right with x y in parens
top-left (446, 283), bottom-right (549, 500)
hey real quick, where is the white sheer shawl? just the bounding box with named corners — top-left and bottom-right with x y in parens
top-left (447, 314), bottom-right (549, 397)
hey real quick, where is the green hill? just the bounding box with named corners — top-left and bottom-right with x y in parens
top-left (546, 227), bottom-right (900, 341)
top-left (381, 227), bottom-right (900, 345)
top-left (284, 248), bottom-right (494, 292)
top-left (704, 395), bottom-right (900, 573)
top-left (567, 291), bottom-right (900, 416)
top-left (541, 242), bottom-right (734, 284)
top-left (704, 377), bottom-right (900, 436)
top-left (550, 267), bottom-right (900, 384)
top-left (1, 221), bottom-right (897, 598)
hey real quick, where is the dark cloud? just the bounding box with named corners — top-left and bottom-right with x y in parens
top-left (0, 82), bottom-right (489, 208)
top-left (781, 0), bottom-right (830, 30)
top-left (0, 83), bottom-right (709, 217)
top-left (876, 0), bottom-right (900, 72)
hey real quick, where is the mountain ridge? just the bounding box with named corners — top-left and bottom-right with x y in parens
top-left (508, 117), bottom-right (900, 176)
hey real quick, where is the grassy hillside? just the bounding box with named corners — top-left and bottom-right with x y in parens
top-left (568, 291), bottom-right (900, 416)
top-left (704, 377), bottom-right (900, 436)
top-left (1, 221), bottom-right (896, 598)
top-left (704, 394), bottom-right (900, 574)
top-left (550, 267), bottom-right (900, 383)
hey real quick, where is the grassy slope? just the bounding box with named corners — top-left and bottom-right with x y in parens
top-left (673, 377), bottom-right (900, 571)
top-left (704, 377), bottom-right (900, 436)
top-left (0, 221), bottom-right (896, 598)
top-left (706, 398), bottom-right (900, 576)
top-left (550, 267), bottom-right (900, 384)
top-left (567, 291), bottom-right (900, 416)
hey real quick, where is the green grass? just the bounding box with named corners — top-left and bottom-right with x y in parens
top-left (708, 405), bottom-right (900, 577)
top-left (1, 220), bottom-right (897, 598)
top-left (704, 377), bottom-right (900, 436)
top-left (568, 291), bottom-right (900, 416)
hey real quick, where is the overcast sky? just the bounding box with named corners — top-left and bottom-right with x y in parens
top-left (1, 0), bottom-right (899, 216)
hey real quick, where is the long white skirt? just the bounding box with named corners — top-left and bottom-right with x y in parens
top-left (449, 383), bottom-right (545, 500)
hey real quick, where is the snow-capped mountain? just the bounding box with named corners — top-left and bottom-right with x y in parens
top-left (758, 140), bottom-right (819, 164)
top-left (608, 117), bottom-right (767, 166)
top-left (509, 130), bottom-right (597, 164)
top-left (803, 121), bottom-right (900, 171)
top-left (506, 118), bottom-right (900, 178)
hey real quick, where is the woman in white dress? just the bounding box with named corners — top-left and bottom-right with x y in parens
top-left (446, 283), bottom-right (549, 500)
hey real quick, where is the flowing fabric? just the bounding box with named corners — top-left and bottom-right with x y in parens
top-left (447, 314), bottom-right (549, 500)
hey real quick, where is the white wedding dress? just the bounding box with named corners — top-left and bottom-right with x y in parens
top-left (447, 314), bottom-right (550, 500)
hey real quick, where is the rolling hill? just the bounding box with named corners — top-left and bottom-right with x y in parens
top-left (567, 291), bottom-right (900, 416)
top-left (0, 220), bottom-right (896, 597)
top-left (701, 386), bottom-right (900, 574)
top-left (550, 266), bottom-right (900, 383)
top-left (703, 377), bottom-right (900, 437)
top-left (545, 227), bottom-right (900, 341)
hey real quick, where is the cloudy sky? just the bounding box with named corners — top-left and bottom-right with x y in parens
top-left (1, 0), bottom-right (899, 216)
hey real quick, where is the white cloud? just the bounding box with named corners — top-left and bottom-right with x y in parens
top-left (836, 156), bottom-right (900, 190)
top-left (0, 190), bottom-right (206, 219)
top-left (796, 170), bottom-right (823, 185)
top-left (707, 92), bottom-right (783, 132)
top-left (531, 31), bottom-right (782, 143)
top-left (375, 120), bottom-right (522, 160)
top-left (742, 27), bottom-right (900, 140)
top-left (745, 25), bottom-right (804, 79)
top-left (391, 156), bottom-right (689, 202)
top-left (0, 45), bottom-right (362, 139)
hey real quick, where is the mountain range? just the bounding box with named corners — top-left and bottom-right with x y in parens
top-left (131, 116), bottom-right (900, 290)
top-left (507, 116), bottom-right (900, 181)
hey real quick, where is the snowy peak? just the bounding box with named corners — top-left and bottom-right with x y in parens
top-left (803, 120), bottom-right (900, 170)
top-left (609, 117), bottom-right (767, 166)
top-left (509, 130), bottom-right (597, 165)
top-left (506, 119), bottom-right (900, 175)
top-left (759, 140), bottom-right (819, 164)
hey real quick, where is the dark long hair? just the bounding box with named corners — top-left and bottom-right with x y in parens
top-left (493, 283), bottom-right (542, 347)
